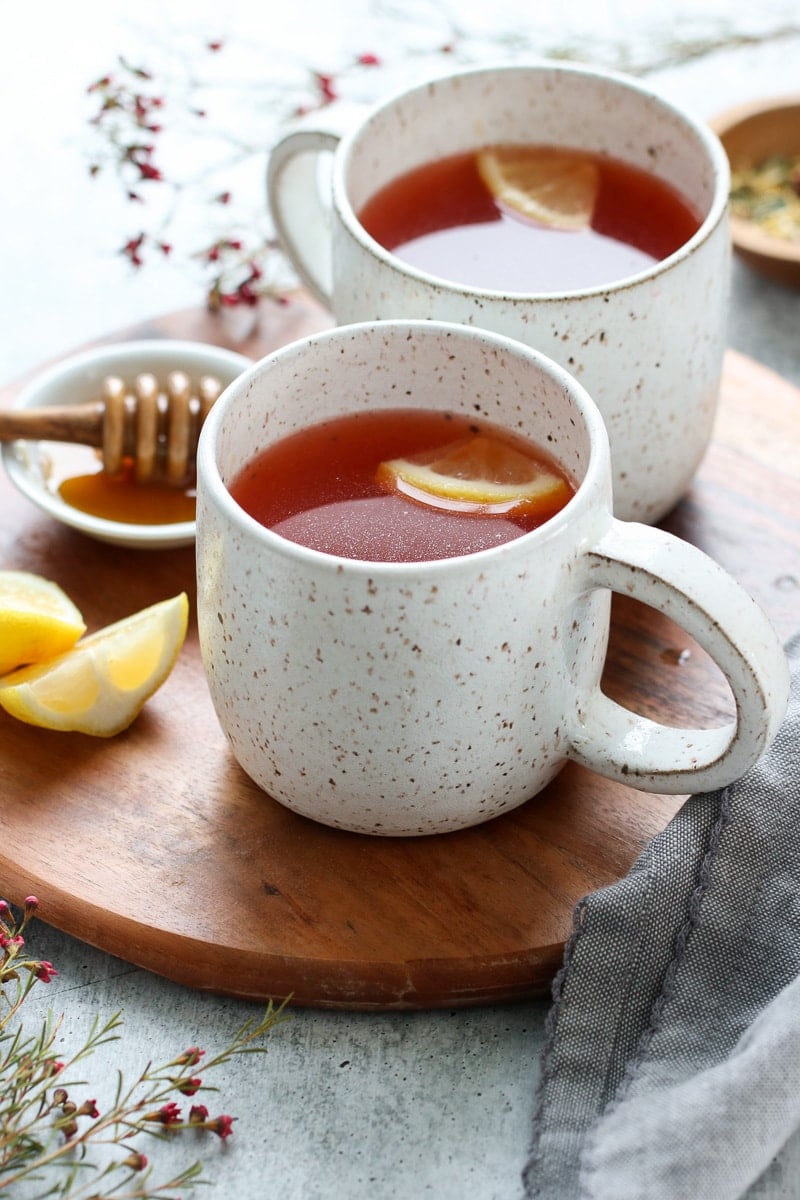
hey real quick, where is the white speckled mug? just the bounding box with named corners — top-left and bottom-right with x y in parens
top-left (195, 321), bottom-right (787, 837)
top-left (267, 61), bottom-right (731, 524)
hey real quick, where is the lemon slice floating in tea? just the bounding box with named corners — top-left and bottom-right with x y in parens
top-left (0, 570), bottom-right (87, 675)
top-left (476, 147), bottom-right (600, 230)
top-left (0, 592), bottom-right (189, 736)
top-left (376, 434), bottom-right (573, 516)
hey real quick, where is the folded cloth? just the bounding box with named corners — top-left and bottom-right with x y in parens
top-left (525, 632), bottom-right (800, 1200)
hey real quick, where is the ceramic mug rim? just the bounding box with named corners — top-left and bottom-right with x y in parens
top-left (196, 319), bottom-right (612, 577)
top-left (329, 59), bottom-right (731, 303)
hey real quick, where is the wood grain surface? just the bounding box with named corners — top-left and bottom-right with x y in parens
top-left (0, 298), bottom-right (798, 1010)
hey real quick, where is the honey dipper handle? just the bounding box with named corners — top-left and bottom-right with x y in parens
top-left (0, 402), bottom-right (106, 448)
top-left (1, 372), bottom-right (223, 483)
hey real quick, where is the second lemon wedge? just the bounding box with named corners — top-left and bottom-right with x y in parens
top-left (0, 570), bottom-right (86, 675)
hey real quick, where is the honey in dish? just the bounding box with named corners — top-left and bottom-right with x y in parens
top-left (44, 444), bottom-right (196, 525)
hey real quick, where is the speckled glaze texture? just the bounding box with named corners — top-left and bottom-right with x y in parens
top-left (195, 322), bottom-right (787, 836)
top-left (267, 62), bottom-right (732, 524)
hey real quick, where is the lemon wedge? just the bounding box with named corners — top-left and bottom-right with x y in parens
top-left (0, 570), bottom-right (86, 675)
top-left (0, 593), bottom-right (189, 736)
top-left (476, 147), bottom-right (600, 230)
top-left (376, 434), bottom-right (573, 516)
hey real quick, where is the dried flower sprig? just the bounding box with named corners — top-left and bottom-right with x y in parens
top-left (84, 38), bottom-right (392, 313)
top-left (83, 13), bottom-right (463, 314)
top-left (0, 896), bottom-right (289, 1198)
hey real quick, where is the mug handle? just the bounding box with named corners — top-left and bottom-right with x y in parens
top-left (568, 520), bottom-right (789, 791)
top-left (266, 103), bottom-right (368, 307)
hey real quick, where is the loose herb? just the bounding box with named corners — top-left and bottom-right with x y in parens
top-left (730, 154), bottom-right (800, 241)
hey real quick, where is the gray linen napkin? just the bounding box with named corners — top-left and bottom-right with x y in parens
top-left (525, 632), bottom-right (800, 1200)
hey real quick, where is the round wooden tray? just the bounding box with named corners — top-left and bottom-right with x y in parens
top-left (1, 298), bottom-right (798, 1010)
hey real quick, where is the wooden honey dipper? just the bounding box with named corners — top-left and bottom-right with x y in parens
top-left (0, 370), bottom-right (223, 485)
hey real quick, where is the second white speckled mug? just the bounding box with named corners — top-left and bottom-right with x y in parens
top-left (195, 320), bottom-right (787, 837)
top-left (267, 61), bottom-right (731, 523)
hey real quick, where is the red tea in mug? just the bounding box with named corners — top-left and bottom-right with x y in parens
top-left (358, 145), bottom-right (702, 292)
top-left (229, 408), bottom-right (576, 562)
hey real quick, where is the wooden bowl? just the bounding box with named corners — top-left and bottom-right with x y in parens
top-left (710, 93), bottom-right (800, 288)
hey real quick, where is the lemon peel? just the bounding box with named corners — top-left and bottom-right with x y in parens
top-left (0, 592), bottom-right (189, 736)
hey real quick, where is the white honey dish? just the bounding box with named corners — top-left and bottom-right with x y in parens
top-left (2, 340), bottom-right (252, 550)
